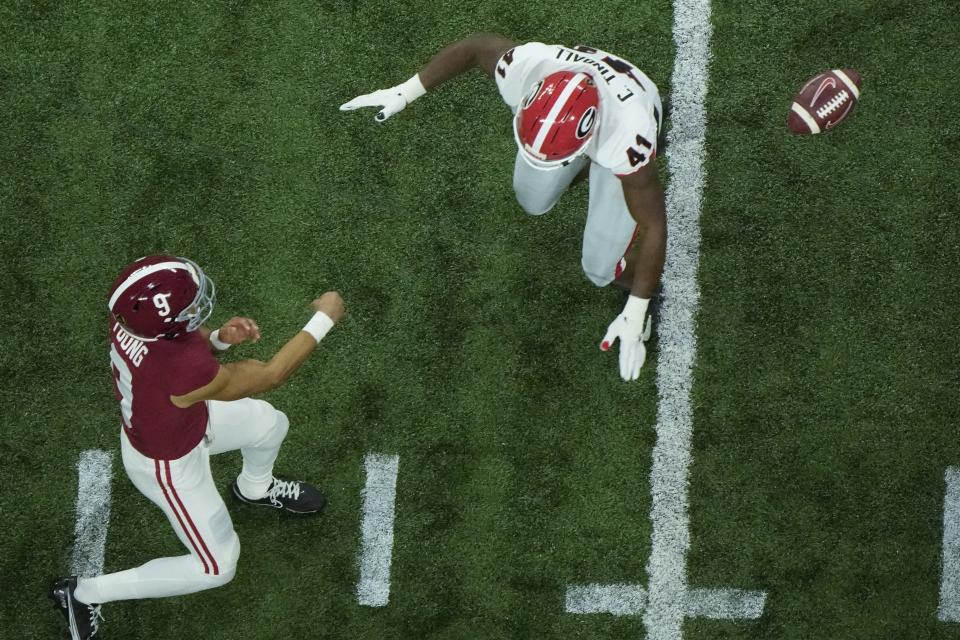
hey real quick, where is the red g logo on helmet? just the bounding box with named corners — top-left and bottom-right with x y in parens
top-left (513, 71), bottom-right (600, 170)
top-left (107, 254), bottom-right (216, 340)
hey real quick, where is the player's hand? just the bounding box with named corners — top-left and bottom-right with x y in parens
top-left (340, 88), bottom-right (407, 122)
top-left (600, 296), bottom-right (653, 382)
top-left (340, 76), bottom-right (426, 123)
top-left (217, 316), bottom-right (261, 345)
top-left (312, 291), bottom-right (346, 324)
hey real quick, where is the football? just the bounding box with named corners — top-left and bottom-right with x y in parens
top-left (787, 69), bottom-right (862, 134)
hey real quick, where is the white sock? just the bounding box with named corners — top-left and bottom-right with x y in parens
top-left (236, 472), bottom-right (273, 500)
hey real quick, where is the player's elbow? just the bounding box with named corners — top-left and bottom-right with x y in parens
top-left (262, 364), bottom-right (291, 391)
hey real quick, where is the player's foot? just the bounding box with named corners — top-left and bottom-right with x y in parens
top-left (231, 477), bottom-right (327, 514)
top-left (49, 576), bottom-right (103, 640)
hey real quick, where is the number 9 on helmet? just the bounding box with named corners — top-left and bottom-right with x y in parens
top-left (107, 254), bottom-right (216, 340)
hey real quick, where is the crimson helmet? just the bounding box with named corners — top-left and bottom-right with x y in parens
top-left (513, 71), bottom-right (600, 170)
top-left (107, 255), bottom-right (216, 340)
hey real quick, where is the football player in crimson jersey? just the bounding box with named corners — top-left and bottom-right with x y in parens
top-left (341, 34), bottom-right (665, 381)
top-left (49, 255), bottom-right (346, 640)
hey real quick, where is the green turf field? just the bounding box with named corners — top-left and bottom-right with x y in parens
top-left (3, 1), bottom-right (959, 638)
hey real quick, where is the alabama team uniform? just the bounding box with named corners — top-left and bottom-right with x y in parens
top-left (495, 43), bottom-right (663, 286)
top-left (72, 322), bottom-right (290, 604)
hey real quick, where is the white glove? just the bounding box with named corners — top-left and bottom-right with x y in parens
top-left (600, 295), bottom-right (653, 382)
top-left (339, 74), bottom-right (427, 122)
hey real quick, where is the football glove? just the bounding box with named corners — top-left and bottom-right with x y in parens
top-left (600, 295), bottom-right (653, 382)
top-left (339, 75), bottom-right (427, 122)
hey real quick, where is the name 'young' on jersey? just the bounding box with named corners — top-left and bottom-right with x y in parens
top-left (495, 42), bottom-right (662, 176)
top-left (109, 321), bottom-right (220, 460)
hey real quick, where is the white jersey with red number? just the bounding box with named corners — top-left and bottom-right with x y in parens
top-left (495, 42), bottom-right (662, 176)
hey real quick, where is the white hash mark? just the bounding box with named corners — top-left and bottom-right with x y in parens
top-left (71, 450), bottom-right (114, 578)
top-left (357, 453), bottom-right (400, 607)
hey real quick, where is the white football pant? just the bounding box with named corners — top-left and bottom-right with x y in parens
top-left (512, 153), bottom-right (638, 286)
top-left (73, 398), bottom-right (288, 604)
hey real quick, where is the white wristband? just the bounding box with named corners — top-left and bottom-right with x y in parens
top-left (302, 312), bottom-right (335, 343)
top-left (623, 295), bottom-right (650, 320)
top-left (398, 74), bottom-right (427, 104)
top-left (209, 329), bottom-right (231, 351)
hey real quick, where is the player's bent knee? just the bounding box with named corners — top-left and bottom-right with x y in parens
top-left (207, 532), bottom-right (240, 587)
top-left (515, 191), bottom-right (555, 216)
top-left (513, 181), bottom-right (557, 216)
top-left (247, 400), bottom-right (289, 447)
top-left (582, 259), bottom-right (616, 288)
top-left (268, 409), bottom-right (289, 445)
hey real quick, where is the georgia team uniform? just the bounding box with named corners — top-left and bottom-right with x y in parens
top-left (495, 42), bottom-right (663, 286)
top-left (72, 322), bottom-right (289, 604)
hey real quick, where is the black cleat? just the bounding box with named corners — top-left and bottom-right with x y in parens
top-left (231, 477), bottom-right (327, 514)
top-left (49, 576), bottom-right (103, 640)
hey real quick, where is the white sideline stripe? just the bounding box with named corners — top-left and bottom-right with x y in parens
top-left (71, 450), bottom-right (114, 578)
top-left (685, 588), bottom-right (767, 619)
top-left (357, 453), bottom-right (400, 607)
top-left (565, 584), bottom-right (647, 615)
top-left (790, 102), bottom-right (821, 134)
top-left (939, 467), bottom-right (960, 621)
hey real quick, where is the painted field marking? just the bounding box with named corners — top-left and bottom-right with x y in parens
top-left (357, 453), bottom-right (400, 607)
top-left (685, 588), bottom-right (767, 620)
top-left (566, 584), bottom-right (647, 615)
top-left (939, 466), bottom-right (960, 622)
top-left (565, 0), bottom-right (766, 635)
top-left (643, 0), bottom-right (718, 631)
top-left (645, 0), bottom-right (768, 634)
top-left (565, 585), bottom-right (765, 620)
top-left (71, 450), bottom-right (114, 578)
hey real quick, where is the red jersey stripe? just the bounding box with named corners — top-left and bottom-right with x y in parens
top-left (154, 459), bottom-right (210, 575)
top-left (163, 461), bottom-right (220, 576)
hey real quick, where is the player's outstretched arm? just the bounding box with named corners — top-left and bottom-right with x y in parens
top-left (620, 164), bottom-right (667, 300)
top-left (170, 292), bottom-right (347, 407)
top-left (600, 163), bottom-right (666, 381)
top-left (418, 33), bottom-right (517, 85)
top-left (339, 33), bottom-right (516, 122)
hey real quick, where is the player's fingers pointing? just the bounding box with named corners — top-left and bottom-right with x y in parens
top-left (601, 326), bottom-right (618, 351)
top-left (340, 95), bottom-right (378, 111)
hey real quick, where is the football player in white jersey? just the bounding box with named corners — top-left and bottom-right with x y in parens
top-left (342, 34), bottom-right (666, 381)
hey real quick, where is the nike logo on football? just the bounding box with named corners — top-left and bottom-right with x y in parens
top-left (809, 76), bottom-right (837, 109)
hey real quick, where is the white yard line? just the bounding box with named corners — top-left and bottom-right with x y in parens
top-left (71, 450), bottom-right (114, 578)
top-left (939, 467), bottom-right (960, 622)
top-left (642, 0), bottom-right (715, 637)
top-left (357, 453), bottom-right (400, 607)
top-left (565, 0), bottom-right (766, 635)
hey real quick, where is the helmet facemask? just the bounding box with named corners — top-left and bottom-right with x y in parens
top-left (176, 257), bottom-right (216, 333)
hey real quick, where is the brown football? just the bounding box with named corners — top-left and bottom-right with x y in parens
top-left (787, 69), bottom-right (862, 135)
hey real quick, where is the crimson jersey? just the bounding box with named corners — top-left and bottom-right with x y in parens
top-left (109, 321), bottom-right (220, 460)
